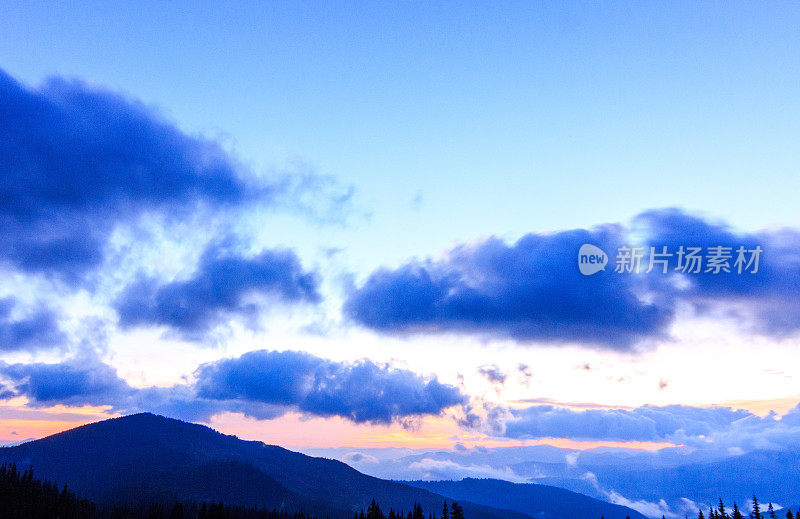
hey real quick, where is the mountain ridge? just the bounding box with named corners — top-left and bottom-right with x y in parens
top-left (403, 478), bottom-right (647, 519)
top-left (0, 413), bottom-right (644, 519)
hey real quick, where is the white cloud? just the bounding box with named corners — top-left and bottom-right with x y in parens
top-left (405, 458), bottom-right (527, 482)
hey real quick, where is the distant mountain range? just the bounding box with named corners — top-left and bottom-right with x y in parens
top-left (332, 441), bottom-right (798, 515)
top-left (588, 449), bottom-right (800, 507)
top-left (405, 478), bottom-right (645, 519)
top-left (0, 413), bottom-right (644, 519)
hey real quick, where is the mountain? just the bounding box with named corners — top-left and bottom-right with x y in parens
top-left (589, 449), bottom-right (800, 508)
top-left (404, 478), bottom-right (647, 519)
top-left (0, 413), bottom-right (584, 519)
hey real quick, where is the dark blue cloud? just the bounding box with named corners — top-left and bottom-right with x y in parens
top-left (345, 209), bottom-right (800, 347)
top-left (114, 242), bottom-right (321, 336)
top-left (1, 350), bottom-right (465, 424)
top-left (0, 356), bottom-right (230, 421)
top-left (0, 297), bottom-right (65, 352)
top-left (0, 68), bottom-right (271, 283)
top-left (195, 350), bottom-right (468, 423)
top-left (0, 378), bottom-right (16, 400)
top-left (0, 356), bottom-right (131, 406)
top-left (636, 208), bottom-right (800, 336)
top-left (344, 226), bottom-right (673, 349)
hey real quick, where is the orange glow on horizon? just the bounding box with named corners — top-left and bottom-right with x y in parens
top-left (0, 402), bottom-right (117, 444)
top-left (718, 395), bottom-right (800, 416)
top-left (7, 395), bottom-right (800, 452)
top-left (207, 412), bottom-right (676, 451)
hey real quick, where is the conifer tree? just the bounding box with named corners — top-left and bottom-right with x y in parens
top-left (752, 495), bottom-right (762, 519)
top-left (367, 498), bottom-right (384, 519)
top-left (733, 503), bottom-right (744, 519)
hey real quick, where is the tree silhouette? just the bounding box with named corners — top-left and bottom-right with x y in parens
top-left (752, 495), bottom-right (762, 519)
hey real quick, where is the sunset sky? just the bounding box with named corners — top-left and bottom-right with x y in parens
top-left (1, 1), bottom-right (800, 469)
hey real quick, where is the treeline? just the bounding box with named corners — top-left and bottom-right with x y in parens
top-left (0, 463), bottom-right (318, 519)
top-left (1, 462), bottom-right (95, 519)
top-left (696, 496), bottom-right (796, 519)
top-left (103, 503), bottom-right (319, 519)
top-left (1, 464), bottom-right (465, 519)
top-left (353, 499), bottom-right (464, 519)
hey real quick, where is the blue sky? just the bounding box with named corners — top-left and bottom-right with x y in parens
top-left (3, 2), bottom-right (799, 252)
top-left (1, 3), bottom-right (800, 494)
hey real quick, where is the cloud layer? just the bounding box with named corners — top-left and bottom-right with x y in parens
top-left (0, 298), bottom-right (65, 352)
top-left (0, 68), bottom-right (270, 283)
top-left (345, 209), bottom-right (800, 349)
top-left (195, 350), bottom-right (467, 423)
top-left (115, 242), bottom-right (321, 337)
top-left (501, 404), bottom-right (753, 443)
top-left (0, 350), bottom-right (467, 425)
top-left (636, 208), bottom-right (800, 336)
top-left (345, 225), bottom-right (671, 349)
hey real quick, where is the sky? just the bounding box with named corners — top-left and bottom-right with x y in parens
top-left (1, 0), bottom-right (800, 486)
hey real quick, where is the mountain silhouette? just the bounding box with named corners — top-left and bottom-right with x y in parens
top-left (405, 478), bottom-right (646, 519)
top-left (0, 413), bottom-right (643, 519)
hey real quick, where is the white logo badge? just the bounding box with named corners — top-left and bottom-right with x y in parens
top-left (578, 244), bottom-right (608, 276)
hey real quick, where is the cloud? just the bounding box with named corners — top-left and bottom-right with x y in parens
top-left (403, 458), bottom-right (528, 482)
top-left (517, 364), bottom-right (532, 387)
top-left (345, 209), bottom-right (800, 348)
top-left (343, 452), bottom-right (380, 464)
top-left (478, 364), bottom-right (507, 385)
top-left (0, 68), bottom-right (278, 283)
top-left (565, 451), bottom-right (580, 467)
top-left (0, 382), bottom-right (16, 400)
top-left (0, 355), bottom-right (132, 406)
top-left (607, 491), bottom-right (676, 519)
top-left (0, 297), bottom-right (66, 352)
top-left (344, 225), bottom-right (671, 349)
top-left (636, 208), bottom-right (800, 337)
top-left (195, 350), bottom-right (467, 424)
top-left (115, 240), bottom-right (321, 337)
top-left (499, 404), bottom-right (754, 442)
top-left (1, 350), bottom-right (466, 425)
top-left (477, 401), bottom-right (800, 455)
